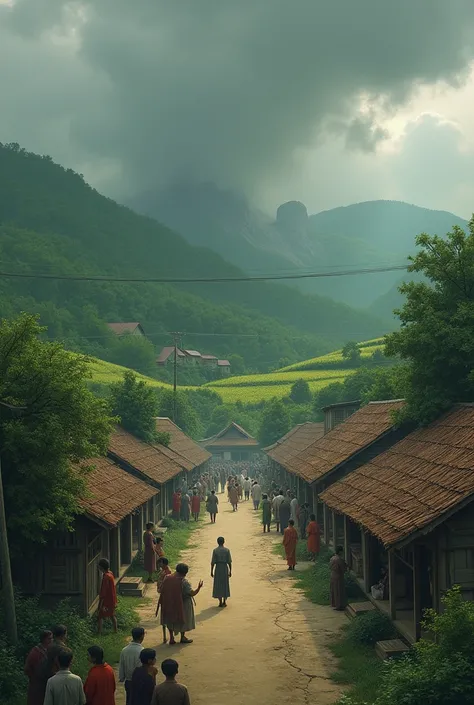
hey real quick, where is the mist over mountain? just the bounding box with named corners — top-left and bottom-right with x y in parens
top-left (133, 186), bottom-right (467, 310)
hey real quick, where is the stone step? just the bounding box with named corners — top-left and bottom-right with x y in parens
top-left (375, 639), bottom-right (410, 660)
top-left (119, 576), bottom-right (145, 597)
top-left (345, 601), bottom-right (377, 619)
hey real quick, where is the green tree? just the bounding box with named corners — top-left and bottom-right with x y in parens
top-left (386, 222), bottom-right (474, 423)
top-left (228, 353), bottom-right (245, 375)
top-left (206, 404), bottom-right (231, 437)
top-left (110, 370), bottom-right (161, 442)
top-left (342, 341), bottom-right (362, 365)
top-left (108, 334), bottom-right (157, 377)
top-left (157, 388), bottom-right (199, 438)
top-left (289, 378), bottom-right (312, 404)
top-left (258, 398), bottom-right (291, 446)
top-left (0, 314), bottom-right (113, 551)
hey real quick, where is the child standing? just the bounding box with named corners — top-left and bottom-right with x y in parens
top-left (155, 558), bottom-right (172, 644)
top-left (151, 659), bottom-right (190, 705)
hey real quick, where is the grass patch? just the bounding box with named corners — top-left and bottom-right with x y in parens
top-left (329, 625), bottom-right (384, 704)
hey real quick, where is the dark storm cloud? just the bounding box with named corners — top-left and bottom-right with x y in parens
top-left (2, 0), bottom-right (474, 196)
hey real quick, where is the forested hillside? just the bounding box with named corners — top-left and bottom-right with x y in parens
top-left (0, 143), bottom-right (385, 370)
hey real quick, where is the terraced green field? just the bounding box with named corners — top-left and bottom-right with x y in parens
top-left (87, 357), bottom-right (173, 389)
top-left (207, 375), bottom-right (353, 403)
top-left (278, 337), bottom-right (386, 372)
top-left (207, 368), bottom-right (354, 388)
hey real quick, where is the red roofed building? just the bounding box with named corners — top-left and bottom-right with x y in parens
top-left (107, 322), bottom-right (146, 337)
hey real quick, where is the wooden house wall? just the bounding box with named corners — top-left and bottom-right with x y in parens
top-left (437, 504), bottom-right (474, 602)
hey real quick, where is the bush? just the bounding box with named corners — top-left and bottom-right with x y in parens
top-left (160, 516), bottom-right (176, 528)
top-left (347, 610), bottom-right (396, 646)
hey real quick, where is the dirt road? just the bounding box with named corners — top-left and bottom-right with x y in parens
top-left (115, 497), bottom-right (346, 705)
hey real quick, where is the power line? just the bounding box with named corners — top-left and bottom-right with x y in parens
top-left (0, 263), bottom-right (409, 284)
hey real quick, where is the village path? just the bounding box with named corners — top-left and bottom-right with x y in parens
top-left (115, 496), bottom-right (347, 705)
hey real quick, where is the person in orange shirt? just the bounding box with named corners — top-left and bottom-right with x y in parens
top-left (98, 558), bottom-right (118, 635)
top-left (84, 645), bottom-right (116, 705)
top-left (283, 519), bottom-right (298, 571)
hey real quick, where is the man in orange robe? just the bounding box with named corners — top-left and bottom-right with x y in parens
top-left (84, 645), bottom-right (116, 705)
top-left (98, 558), bottom-right (118, 634)
top-left (283, 519), bottom-right (298, 571)
top-left (306, 513), bottom-right (321, 561)
top-left (158, 570), bottom-right (186, 645)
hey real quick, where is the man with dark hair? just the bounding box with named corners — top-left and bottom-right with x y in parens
top-left (24, 629), bottom-right (53, 705)
top-left (43, 648), bottom-right (85, 705)
top-left (158, 564), bottom-right (203, 645)
top-left (40, 624), bottom-right (68, 688)
top-left (130, 648), bottom-right (157, 705)
top-left (151, 659), bottom-right (190, 705)
top-left (98, 558), bottom-right (118, 634)
top-left (119, 628), bottom-right (145, 705)
top-left (84, 645), bottom-right (115, 705)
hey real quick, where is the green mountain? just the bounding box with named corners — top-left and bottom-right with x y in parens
top-left (135, 185), bottom-right (467, 310)
top-left (0, 143), bottom-right (385, 372)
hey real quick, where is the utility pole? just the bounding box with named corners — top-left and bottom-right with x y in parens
top-left (169, 332), bottom-right (183, 423)
top-left (0, 402), bottom-right (26, 646)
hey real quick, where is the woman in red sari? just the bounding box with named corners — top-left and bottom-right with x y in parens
top-left (24, 630), bottom-right (52, 705)
top-left (306, 513), bottom-right (321, 561)
top-left (172, 490), bottom-right (182, 519)
top-left (98, 558), bottom-right (117, 634)
top-left (283, 519), bottom-right (298, 571)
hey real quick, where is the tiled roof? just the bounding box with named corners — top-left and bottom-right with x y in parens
top-left (107, 322), bottom-right (143, 335)
top-left (109, 426), bottom-right (184, 484)
top-left (184, 350), bottom-right (202, 357)
top-left (320, 404), bottom-right (474, 547)
top-left (265, 422), bottom-right (324, 469)
top-left (201, 355), bottom-right (217, 360)
top-left (155, 418), bottom-right (211, 470)
top-left (80, 456), bottom-right (157, 526)
top-left (156, 346), bottom-right (185, 363)
top-left (217, 359), bottom-right (231, 366)
top-left (287, 400), bottom-right (404, 483)
top-left (205, 437), bottom-right (260, 447)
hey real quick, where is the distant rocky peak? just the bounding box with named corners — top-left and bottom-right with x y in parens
top-left (275, 201), bottom-right (314, 254)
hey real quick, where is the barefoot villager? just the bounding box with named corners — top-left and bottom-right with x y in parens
top-left (211, 537), bottom-right (232, 608)
top-left (306, 514), bottom-right (321, 561)
top-left (156, 558), bottom-right (172, 644)
top-left (243, 476), bottom-right (251, 500)
top-left (191, 490), bottom-right (201, 521)
top-left (330, 546), bottom-right (347, 610)
top-left (279, 493), bottom-right (291, 535)
top-left (206, 490), bottom-right (219, 523)
top-left (158, 564), bottom-right (204, 645)
top-left (251, 481), bottom-right (262, 510)
top-left (228, 483), bottom-right (239, 511)
top-left (83, 645), bottom-right (116, 705)
top-left (97, 558), bottom-right (118, 634)
top-left (151, 659), bottom-right (190, 705)
top-left (261, 493), bottom-right (272, 532)
top-left (272, 490), bottom-right (284, 533)
top-left (24, 629), bottom-right (52, 705)
top-left (283, 520), bottom-right (298, 571)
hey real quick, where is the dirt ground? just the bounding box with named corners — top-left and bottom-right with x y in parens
top-left (115, 495), bottom-right (347, 705)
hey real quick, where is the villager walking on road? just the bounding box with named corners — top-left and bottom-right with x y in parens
top-left (306, 514), bottom-right (321, 561)
top-left (158, 564), bottom-right (203, 645)
top-left (330, 546), bottom-right (347, 610)
top-left (251, 481), bottom-right (262, 510)
top-left (272, 490), bottom-right (284, 533)
top-left (172, 491), bottom-right (182, 520)
top-left (283, 519), bottom-right (298, 571)
top-left (290, 493), bottom-right (299, 525)
top-left (279, 492), bottom-right (292, 534)
top-left (261, 493), bottom-right (272, 532)
top-left (243, 476), bottom-right (251, 500)
top-left (144, 523), bottom-right (158, 582)
top-left (98, 558), bottom-right (117, 635)
top-left (24, 629), bottom-right (52, 705)
top-left (228, 484), bottom-right (239, 511)
top-left (191, 490), bottom-right (201, 521)
top-left (206, 490), bottom-right (219, 523)
top-left (180, 492), bottom-right (191, 522)
top-left (211, 536), bottom-right (232, 607)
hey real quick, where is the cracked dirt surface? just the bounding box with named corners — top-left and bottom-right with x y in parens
top-left (115, 497), bottom-right (347, 705)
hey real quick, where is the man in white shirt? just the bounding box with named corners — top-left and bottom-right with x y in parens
top-left (119, 626), bottom-right (145, 705)
top-left (272, 490), bottom-right (284, 533)
top-left (243, 477), bottom-right (251, 501)
top-left (43, 648), bottom-right (85, 705)
top-left (251, 481), bottom-right (262, 510)
top-left (290, 492), bottom-right (299, 526)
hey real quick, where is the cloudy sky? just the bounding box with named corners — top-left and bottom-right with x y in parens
top-left (2, 0), bottom-right (474, 218)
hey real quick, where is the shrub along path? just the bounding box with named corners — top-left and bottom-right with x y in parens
top-left (115, 498), bottom-right (346, 705)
